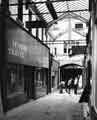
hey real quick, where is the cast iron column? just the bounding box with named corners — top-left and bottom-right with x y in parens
top-left (18, 0), bottom-right (23, 22)
top-left (48, 53), bottom-right (52, 93)
top-left (28, 10), bottom-right (32, 33)
top-left (0, 0), bottom-right (8, 113)
top-left (41, 28), bottom-right (44, 41)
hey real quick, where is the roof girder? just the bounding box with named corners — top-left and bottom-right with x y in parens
top-left (69, 12), bottom-right (88, 23)
top-left (46, 0), bottom-right (58, 20)
top-left (26, 1), bottom-right (48, 26)
top-left (32, 0), bottom-right (78, 4)
top-left (48, 10), bottom-right (89, 27)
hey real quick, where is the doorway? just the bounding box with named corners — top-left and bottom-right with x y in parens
top-left (24, 65), bottom-right (35, 99)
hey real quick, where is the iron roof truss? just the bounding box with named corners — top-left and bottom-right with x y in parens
top-left (46, 0), bottom-right (58, 20)
top-left (9, 0), bottom-right (89, 28)
top-left (30, 0), bottom-right (89, 26)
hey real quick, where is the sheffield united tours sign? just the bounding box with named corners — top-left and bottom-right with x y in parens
top-left (6, 17), bottom-right (49, 68)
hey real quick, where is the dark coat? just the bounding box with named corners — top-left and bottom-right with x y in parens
top-left (79, 84), bottom-right (91, 103)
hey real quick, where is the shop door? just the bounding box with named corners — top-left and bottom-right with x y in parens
top-left (24, 66), bottom-right (35, 99)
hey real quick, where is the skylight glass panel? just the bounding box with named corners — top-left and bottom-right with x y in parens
top-left (42, 14), bottom-right (53, 23)
top-left (36, 3), bottom-right (49, 13)
top-left (9, 0), bottom-right (18, 4)
top-left (69, 1), bottom-right (87, 11)
top-left (80, 11), bottom-right (90, 20)
top-left (53, 2), bottom-right (67, 12)
top-left (9, 6), bottom-right (18, 15)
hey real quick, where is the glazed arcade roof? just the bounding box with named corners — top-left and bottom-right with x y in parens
top-left (28, 0), bottom-right (89, 26)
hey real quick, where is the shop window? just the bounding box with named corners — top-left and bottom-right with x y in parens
top-left (36, 69), bottom-right (46, 88)
top-left (7, 66), bottom-right (17, 95)
top-left (36, 70), bottom-right (42, 87)
top-left (7, 64), bottom-right (24, 97)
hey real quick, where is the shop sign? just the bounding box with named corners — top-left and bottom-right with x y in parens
top-left (8, 40), bottom-right (27, 59)
top-left (72, 46), bottom-right (86, 55)
top-left (51, 59), bottom-right (59, 71)
top-left (6, 17), bottom-right (49, 68)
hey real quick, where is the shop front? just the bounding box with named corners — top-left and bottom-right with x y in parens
top-left (0, 16), bottom-right (50, 112)
top-left (35, 68), bottom-right (48, 98)
top-left (51, 59), bottom-right (60, 91)
top-left (7, 63), bottom-right (27, 110)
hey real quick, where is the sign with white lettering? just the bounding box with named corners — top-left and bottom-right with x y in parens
top-left (72, 46), bottom-right (87, 55)
top-left (6, 17), bottom-right (49, 68)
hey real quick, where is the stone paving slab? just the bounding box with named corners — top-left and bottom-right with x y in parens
top-left (0, 90), bottom-right (84, 120)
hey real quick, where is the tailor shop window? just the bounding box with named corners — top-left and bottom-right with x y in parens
top-left (7, 64), bottom-right (24, 96)
top-left (36, 69), bottom-right (46, 88)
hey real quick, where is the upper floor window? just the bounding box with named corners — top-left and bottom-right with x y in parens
top-left (75, 23), bottom-right (83, 29)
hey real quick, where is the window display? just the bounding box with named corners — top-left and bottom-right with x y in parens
top-left (7, 64), bottom-right (24, 97)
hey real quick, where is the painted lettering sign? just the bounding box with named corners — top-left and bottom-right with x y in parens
top-left (6, 17), bottom-right (49, 68)
top-left (8, 40), bottom-right (27, 59)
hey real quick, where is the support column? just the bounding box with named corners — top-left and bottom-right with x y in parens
top-left (36, 28), bottom-right (39, 38)
top-left (28, 9), bottom-right (32, 33)
top-left (0, 0), bottom-right (8, 113)
top-left (58, 67), bottom-right (60, 85)
top-left (45, 29), bottom-right (48, 43)
top-left (36, 18), bottom-right (39, 39)
top-left (82, 67), bottom-right (86, 88)
top-left (41, 28), bottom-right (44, 41)
top-left (18, 0), bottom-right (23, 22)
top-left (32, 67), bottom-right (36, 99)
top-left (46, 69), bottom-right (49, 94)
top-left (48, 53), bottom-right (52, 93)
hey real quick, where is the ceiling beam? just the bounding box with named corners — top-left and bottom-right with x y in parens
top-left (30, 0), bottom-right (78, 4)
top-left (38, 9), bottom-right (89, 15)
top-left (9, 0), bottom-right (78, 6)
top-left (45, 40), bottom-right (86, 42)
top-left (46, 0), bottom-right (58, 20)
top-left (10, 9), bottom-right (88, 16)
top-left (47, 12), bottom-right (69, 27)
top-left (48, 11), bottom-right (88, 27)
top-left (70, 12), bottom-right (89, 23)
top-left (26, 1), bottom-right (48, 27)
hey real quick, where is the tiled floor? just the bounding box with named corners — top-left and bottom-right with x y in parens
top-left (1, 90), bottom-right (84, 120)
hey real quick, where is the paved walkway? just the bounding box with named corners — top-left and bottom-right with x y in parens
top-left (0, 90), bottom-right (84, 120)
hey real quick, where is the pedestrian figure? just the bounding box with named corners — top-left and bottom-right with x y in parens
top-left (59, 81), bottom-right (65, 93)
top-left (79, 84), bottom-right (91, 103)
top-left (74, 75), bottom-right (79, 94)
top-left (65, 80), bottom-right (68, 92)
top-left (67, 78), bottom-right (72, 94)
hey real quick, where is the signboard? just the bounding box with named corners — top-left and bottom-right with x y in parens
top-left (51, 59), bottom-right (59, 71)
top-left (6, 17), bottom-right (49, 68)
top-left (72, 46), bottom-right (87, 55)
